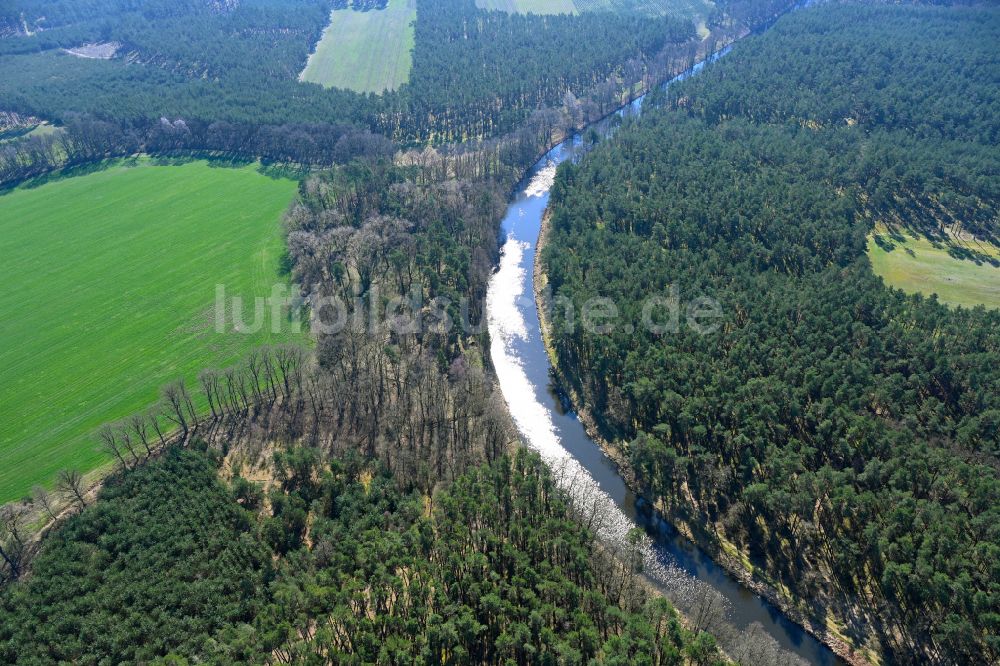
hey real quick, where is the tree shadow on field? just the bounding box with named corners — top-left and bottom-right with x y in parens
top-left (0, 124), bottom-right (38, 142)
top-left (0, 151), bottom-right (309, 198)
top-left (149, 150), bottom-right (253, 170)
top-left (258, 160), bottom-right (311, 181)
top-left (149, 151), bottom-right (310, 181)
top-left (871, 233), bottom-right (896, 253)
top-left (0, 157), bottom-right (133, 196)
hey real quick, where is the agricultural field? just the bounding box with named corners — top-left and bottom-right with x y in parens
top-left (868, 223), bottom-right (1000, 309)
top-left (0, 158), bottom-right (303, 503)
top-left (475, 0), bottom-right (713, 19)
top-left (299, 0), bottom-right (416, 93)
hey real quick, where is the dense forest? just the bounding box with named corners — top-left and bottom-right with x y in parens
top-left (542, 3), bottom-right (999, 663)
top-left (0, 0), bottom-right (734, 185)
top-left (0, 21), bottom-right (815, 651)
top-left (0, 0), bottom-right (807, 188)
top-left (0, 0), bottom-right (350, 111)
top-left (404, 1), bottom-right (693, 141)
top-left (0, 443), bottom-right (728, 665)
top-left (0, 445), bottom-right (270, 663)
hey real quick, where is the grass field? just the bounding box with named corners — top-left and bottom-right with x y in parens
top-left (299, 0), bottom-right (416, 93)
top-left (0, 158), bottom-right (302, 502)
top-left (868, 224), bottom-right (1000, 309)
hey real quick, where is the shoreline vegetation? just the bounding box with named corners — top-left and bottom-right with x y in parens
top-left (534, 209), bottom-right (873, 666)
top-left (2, 0), bottom-right (800, 607)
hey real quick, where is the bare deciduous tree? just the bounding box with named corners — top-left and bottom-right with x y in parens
top-left (56, 469), bottom-right (88, 510)
top-left (117, 422), bottom-right (140, 465)
top-left (32, 485), bottom-right (59, 522)
top-left (685, 584), bottom-right (728, 635)
top-left (128, 413), bottom-right (151, 456)
top-left (162, 380), bottom-right (193, 437)
top-left (199, 369), bottom-right (222, 420)
top-left (148, 407), bottom-right (168, 446)
top-left (732, 622), bottom-right (808, 666)
top-left (98, 423), bottom-right (128, 471)
top-left (0, 507), bottom-right (27, 582)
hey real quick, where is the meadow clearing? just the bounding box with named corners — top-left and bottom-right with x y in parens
top-left (868, 223), bottom-right (1000, 309)
top-left (299, 0), bottom-right (416, 93)
top-left (0, 158), bottom-right (302, 502)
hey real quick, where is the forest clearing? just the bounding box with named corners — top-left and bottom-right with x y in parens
top-left (299, 0), bottom-right (416, 93)
top-left (868, 223), bottom-right (1000, 309)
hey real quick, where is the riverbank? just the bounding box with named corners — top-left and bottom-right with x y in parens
top-left (533, 209), bottom-right (873, 666)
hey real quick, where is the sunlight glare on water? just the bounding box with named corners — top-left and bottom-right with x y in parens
top-left (486, 166), bottom-right (702, 600)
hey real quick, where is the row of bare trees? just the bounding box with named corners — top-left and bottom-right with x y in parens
top-left (0, 469), bottom-right (88, 584)
top-left (0, 343), bottom-right (317, 584)
top-left (69, 316), bottom-right (511, 523)
top-left (96, 344), bottom-right (309, 476)
top-left (1, 316), bottom-right (510, 584)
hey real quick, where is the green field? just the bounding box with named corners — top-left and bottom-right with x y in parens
top-left (475, 0), bottom-right (713, 19)
top-left (299, 0), bottom-right (416, 93)
top-left (868, 224), bottom-right (1000, 309)
top-left (0, 158), bottom-right (302, 502)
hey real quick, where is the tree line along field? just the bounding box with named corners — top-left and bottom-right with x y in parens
top-left (299, 0), bottom-right (416, 94)
top-left (0, 158), bottom-right (302, 503)
top-left (0, 122), bottom-right (59, 144)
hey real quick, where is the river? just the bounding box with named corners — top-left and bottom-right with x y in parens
top-left (485, 19), bottom-right (841, 666)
